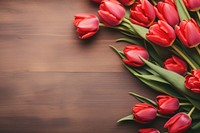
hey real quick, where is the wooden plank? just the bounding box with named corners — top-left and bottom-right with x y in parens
top-left (0, 72), bottom-right (162, 133)
top-left (0, 0), bottom-right (126, 72)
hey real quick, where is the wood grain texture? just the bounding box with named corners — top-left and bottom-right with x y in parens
top-left (0, 0), bottom-right (165, 133)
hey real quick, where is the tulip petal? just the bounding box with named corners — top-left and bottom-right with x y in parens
top-left (104, 1), bottom-right (125, 20)
top-left (146, 35), bottom-right (171, 47)
top-left (162, 4), bottom-right (179, 26)
top-left (175, 25), bottom-right (189, 47)
top-left (98, 10), bottom-right (119, 26)
top-left (185, 21), bottom-right (200, 47)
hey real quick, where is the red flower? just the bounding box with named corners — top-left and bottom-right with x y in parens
top-left (164, 112), bottom-right (192, 133)
top-left (119, 0), bottom-right (135, 6)
top-left (175, 19), bottom-right (200, 48)
top-left (183, 0), bottom-right (200, 11)
top-left (154, 0), bottom-right (179, 26)
top-left (138, 128), bottom-right (160, 133)
top-left (164, 55), bottom-right (187, 75)
top-left (185, 69), bottom-right (200, 93)
top-left (122, 45), bottom-right (149, 67)
top-left (74, 14), bottom-right (99, 39)
top-left (132, 103), bottom-right (157, 124)
top-left (156, 95), bottom-right (179, 115)
top-left (98, 0), bottom-right (126, 26)
top-left (146, 20), bottom-right (176, 47)
top-left (130, 0), bottom-right (155, 27)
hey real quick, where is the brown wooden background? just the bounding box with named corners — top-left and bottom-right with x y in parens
top-left (0, 0), bottom-right (166, 132)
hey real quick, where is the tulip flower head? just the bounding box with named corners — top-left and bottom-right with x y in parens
top-left (74, 14), bottom-right (99, 39)
top-left (98, 0), bottom-right (126, 26)
top-left (185, 69), bottom-right (200, 93)
top-left (132, 103), bottom-right (157, 124)
top-left (175, 18), bottom-right (200, 48)
top-left (119, 0), bottom-right (135, 6)
top-left (154, 0), bottom-right (179, 26)
top-left (156, 95), bottom-right (179, 115)
top-left (138, 128), bottom-right (160, 133)
top-left (164, 55), bottom-right (187, 75)
top-left (130, 0), bottom-right (156, 27)
top-left (183, 0), bottom-right (200, 11)
top-left (122, 45), bottom-right (149, 67)
top-left (146, 20), bottom-right (176, 47)
top-left (164, 112), bottom-right (192, 133)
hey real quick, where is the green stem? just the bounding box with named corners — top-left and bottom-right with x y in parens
top-left (99, 23), bottom-right (134, 34)
top-left (109, 45), bottom-right (125, 59)
top-left (151, 0), bottom-right (157, 5)
top-left (188, 106), bottom-right (195, 117)
top-left (123, 18), bottom-right (137, 33)
top-left (171, 45), bottom-right (197, 69)
top-left (197, 10), bottom-right (200, 20)
top-left (179, 103), bottom-right (193, 106)
top-left (195, 46), bottom-right (200, 55)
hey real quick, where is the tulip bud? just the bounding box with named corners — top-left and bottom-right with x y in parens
top-left (156, 95), bottom-right (179, 115)
top-left (154, 0), bottom-right (179, 26)
top-left (146, 20), bottom-right (176, 47)
top-left (119, 0), bottom-right (135, 6)
top-left (164, 55), bottom-right (187, 75)
top-left (183, 0), bottom-right (200, 11)
top-left (130, 0), bottom-right (156, 27)
top-left (175, 19), bottom-right (200, 48)
top-left (98, 0), bottom-right (126, 26)
top-left (74, 14), bottom-right (99, 39)
top-left (164, 112), bottom-right (192, 133)
top-left (122, 45), bottom-right (149, 67)
top-left (185, 69), bottom-right (200, 93)
top-left (138, 128), bottom-right (160, 133)
top-left (132, 103), bottom-right (157, 124)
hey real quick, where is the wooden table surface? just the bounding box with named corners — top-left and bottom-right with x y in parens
top-left (0, 0), bottom-right (165, 132)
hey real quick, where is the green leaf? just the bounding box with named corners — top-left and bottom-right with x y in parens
top-left (116, 38), bottom-right (142, 46)
top-left (185, 96), bottom-right (200, 110)
top-left (175, 0), bottom-right (191, 21)
top-left (144, 67), bottom-right (159, 75)
top-left (129, 92), bottom-right (157, 106)
top-left (146, 44), bottom-right (163, 66)
top-left (130, 23), bottom-right (148, 41)
top-left (117, 114), bottom-right (133, 123)
top-left (124, 64), bottom-right (185, 100)
top-left (191, 113), bottom-right (200, 120)
top-left (120, 31), bottom-right (135, 38)
top-left (192, 122), bottom-right (200, 132)
top-left (134, 74), bottom-right (170, 85)
top-left (141, 58), bottom-right (200, 100)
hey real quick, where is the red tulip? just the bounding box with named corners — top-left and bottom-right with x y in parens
top-left (138, 128), bottom-right (160, 133)
top-left (185, 69), bottom-right (200, 93)
top-left (119, 0), bottom-right (135, 6)
top-left (175, 19), bottom-right (200, 48)
top-left (164, 55), bottom-right (187, 75)
top-left (156, 95), bottom-right (179, 115)
top-left (132, 103), bottom-right (157, 124)
top-left (154, 0), bottom-right (179, 26)
top-left (164, 112), bottom-right (192, 133)
top-left (130, 0), bottom-right (156, 27)
top-left (98, 0), bottom-right (126, 26)
top-left (122, 45), bottom-right (149, 67)
top-left (183, 0), bottom-right (200, 11)
top-left (146, 20), bottom-right (176, 47)
top-left (74, 14), bottom-right (99, 39)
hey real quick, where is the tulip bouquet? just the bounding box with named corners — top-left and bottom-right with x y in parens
top-left (73, 0), bottom-right (200, 132)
